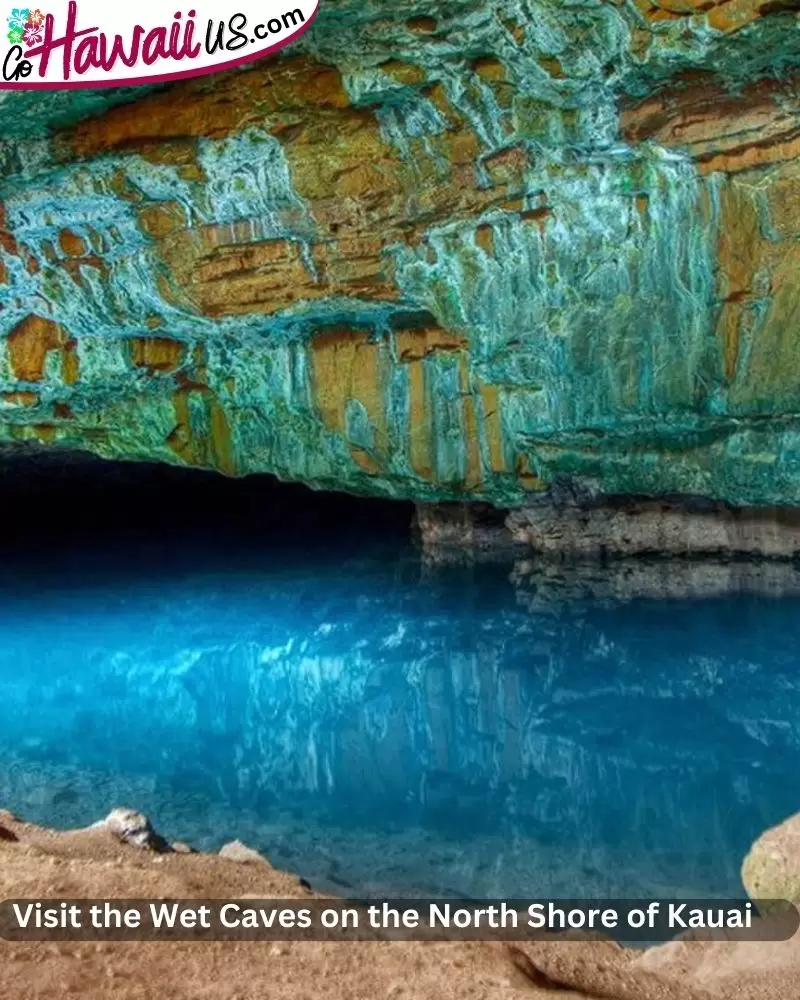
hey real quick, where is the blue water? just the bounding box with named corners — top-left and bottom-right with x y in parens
top-left (1, 539), bottom-right (800, 900)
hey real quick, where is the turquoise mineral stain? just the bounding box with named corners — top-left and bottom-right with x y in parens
top-left (1, 0), bottom-right (800, 506)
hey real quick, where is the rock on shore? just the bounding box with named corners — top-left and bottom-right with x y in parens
top-left (743, 812), bottom-right (800, 906)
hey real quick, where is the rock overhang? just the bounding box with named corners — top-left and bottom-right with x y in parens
top-left (0, 0), bottom-right (799, 508)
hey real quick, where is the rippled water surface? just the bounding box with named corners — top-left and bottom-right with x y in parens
top-left (2, 526), bottom-right (800, 899)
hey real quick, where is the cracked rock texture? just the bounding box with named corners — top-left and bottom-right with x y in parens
top-left (2, 0), bottom-right (800, 505)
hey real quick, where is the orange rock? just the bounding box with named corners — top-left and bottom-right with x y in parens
top-left (129, 337), bottom-right (186, 374)
top-left (58, 229), bottom-right (87, 257)
top-left (6, 315), bottom-right (65, 382)
top-left (2, 390), bottom-right (39, 407)
top-left (621, 73), bottom-right (800, 173)
top-left (62, 56), bottom-right (351, 159)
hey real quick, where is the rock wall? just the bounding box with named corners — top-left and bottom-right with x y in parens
top-left (2, 0), bottom-right (800, 505)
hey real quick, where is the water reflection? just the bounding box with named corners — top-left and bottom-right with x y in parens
top-left (1, 551), bottom-right (799, 898)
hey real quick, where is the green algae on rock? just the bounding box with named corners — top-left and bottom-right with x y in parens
top-left (1, 0), bottom-right (800, 507)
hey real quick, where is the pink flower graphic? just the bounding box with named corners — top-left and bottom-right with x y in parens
top-left (22, 20), bottom-right (41, 44)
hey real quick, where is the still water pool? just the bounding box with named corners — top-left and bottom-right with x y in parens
top-left (1, 539), bottom-right (799, 900)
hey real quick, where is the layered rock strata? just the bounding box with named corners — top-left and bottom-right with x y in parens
top-left (416, 498), bottom-right (800, 558)
top-left (2, 1), bottom-right (800, 517)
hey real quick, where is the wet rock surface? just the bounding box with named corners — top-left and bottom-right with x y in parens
top-left (1, 2), bottom-right (800, 509)
top-left (417, 497), bottom-right (800, 559)
top-left (506, 501), bottom-right (800, 560)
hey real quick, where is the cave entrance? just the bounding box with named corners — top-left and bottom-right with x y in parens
top-left (0, 450), bottom-right (415, 566)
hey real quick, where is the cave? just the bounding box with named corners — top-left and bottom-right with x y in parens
top-left (0, 450), bottom-right (799, 905)
top-left (0, 449), bottom-right (415, 565)
top-left (2, 0), bottom-right (800, 989)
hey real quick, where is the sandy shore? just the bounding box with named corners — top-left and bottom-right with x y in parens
top-left (1, 807), bottom-right (798, 1000)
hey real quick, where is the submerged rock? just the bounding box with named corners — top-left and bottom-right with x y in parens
top-left (0, 2), bottom-right (800, 511)
top-left (512, 557), bottom-right (800, 609)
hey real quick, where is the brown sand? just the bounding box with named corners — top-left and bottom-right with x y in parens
top-left (0, 810), bottom-right (798, 1000)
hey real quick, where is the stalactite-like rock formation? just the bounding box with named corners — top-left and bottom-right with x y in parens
top-left (2, 0), bottom-right (800, 508)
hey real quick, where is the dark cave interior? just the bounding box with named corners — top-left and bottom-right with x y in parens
top-left (0, 450), bottom-right (415, 566)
